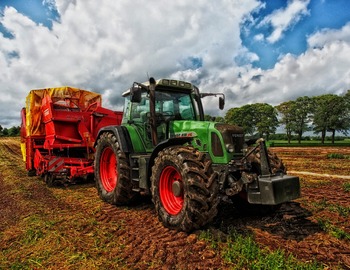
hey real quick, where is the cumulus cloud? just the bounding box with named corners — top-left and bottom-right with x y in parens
top-left (259, 0), bottom-right (310, 43)
top-left (0, 0), bottom-right (260, 126)
top-left (0, 0), bottom-right (349, 127)
top-left (42, 0), bottom-right (57, 11)
top-left (214, 37), bottom-right (350, 112)
top-left (187, 21), bottom-right (350, 116)
top-left (308, 22), bottom-right (350, 48)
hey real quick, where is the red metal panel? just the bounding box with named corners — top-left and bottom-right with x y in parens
top-left (23, 87), bottom-right (123, 181)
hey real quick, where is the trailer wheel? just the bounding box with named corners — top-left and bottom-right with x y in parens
top-left (95, 132), bottom-right (134, 205)
top-left (44, 173), bottom-right (55, 187)
top-left (151, 146), bottom-right (219, 232)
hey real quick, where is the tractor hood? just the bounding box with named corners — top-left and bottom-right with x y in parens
top-left (168, 121), bottom-right (245, 163)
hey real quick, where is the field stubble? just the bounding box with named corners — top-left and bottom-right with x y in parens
top-left (0, 138), bottom-right (349, 269)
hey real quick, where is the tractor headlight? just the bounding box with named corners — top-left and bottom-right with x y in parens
top-left (226, 144), bottom-right (234, 153)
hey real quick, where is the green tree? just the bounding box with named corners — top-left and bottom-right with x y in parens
top-left (275, 101), bottom-right (296, 143)
top-left (225, 105), bottom-right (256, 135)
top-left (312, 94), bottom-right (349, 144)
top-left (253, 103), bottom-right (278, 140)
top-left (214, 116), bottom-right (225, 123)
top-left (204, 114), bottom-right (214, 121)
top-left (293, 96), bottom-right (313, 143)
top-left (225, 103), bottom-right (278, 140)
top-left (327, 95), bottom-right (350, 143)
top-left (8, 126), bottom-right (20, 137)
top-left (2, 128), bottom-right (8, 136)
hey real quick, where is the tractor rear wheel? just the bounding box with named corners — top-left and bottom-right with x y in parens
top-left (151, 146), bottom-right (219, 232)
top-left (95, 132), bottom-right (135, 205)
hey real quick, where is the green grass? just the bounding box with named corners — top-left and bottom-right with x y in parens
top-left (199, 229), bottom-right (322, 269)
top-left (198, 229), bottom-right (219, 249)
top-left (309, 198), bottom-right (350, 218)
top-left (343, 182), bottom-right (350, 192)
top-left (327, 153), bottom-right (350, 159)
top-left (317, 219), bottom-right (350, 241)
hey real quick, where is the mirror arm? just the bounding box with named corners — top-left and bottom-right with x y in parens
top-left (200, 93), bottom-right (225, 110)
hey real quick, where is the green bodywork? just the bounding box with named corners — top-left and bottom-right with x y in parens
top-left (125, 120), bottom-right (238, 164)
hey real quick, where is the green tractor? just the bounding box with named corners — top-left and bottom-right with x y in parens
top-left (94, 77), bottom-right (300, 232)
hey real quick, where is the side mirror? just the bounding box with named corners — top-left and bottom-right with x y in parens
top-left (130, 86), bottom-right (142, 103)
top-left (219, 96), bottom-right (225, 110)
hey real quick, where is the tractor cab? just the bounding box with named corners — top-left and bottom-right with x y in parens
top-left (121, 78), bottom-right (207, 149)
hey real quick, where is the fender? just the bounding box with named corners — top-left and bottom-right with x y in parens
top-left (94, 125), bottom-right (134, 153)
top-left (147, 136), bottom-right (192, 179)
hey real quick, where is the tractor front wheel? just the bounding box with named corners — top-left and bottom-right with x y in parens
top-left (94, 132), bottom-right (135, 205)
top-left (151, 146), bottom-right (219, 232)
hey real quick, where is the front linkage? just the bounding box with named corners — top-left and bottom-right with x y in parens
top-left (221, 138), bottom-right (300, 206)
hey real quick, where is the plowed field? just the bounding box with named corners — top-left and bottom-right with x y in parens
top-left (1, 138), bottom-right (349, 269)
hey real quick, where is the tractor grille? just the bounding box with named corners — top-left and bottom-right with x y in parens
top-left (215, 123), bottom-right (245, 155)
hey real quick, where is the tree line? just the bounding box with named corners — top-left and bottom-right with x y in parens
top-left (0, 125), bottom-right (20, 137)
top-left (221, 90), bottom-right (350, 144)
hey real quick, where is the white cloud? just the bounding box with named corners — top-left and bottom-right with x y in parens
top-left (308, 22), bottom-right (350, 48)
top-left (0, 0), bottom-right (261, 126)
top-left (259, 0), bottom-right (310, 43)
top-left (42, 0), bottom-right (57, 11)
top-left (181, 22), bottom-right (350, 117)
top-left (254, 33), bottom-right (264, 41)
top-left (208, 38), bottom-right (350, 114)
top-left (0, 0), bottom-right (349, 127)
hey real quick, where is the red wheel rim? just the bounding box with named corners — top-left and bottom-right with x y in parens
top-left (100, 147), bottom-right (117, 192)
top-left (159, 166), bottom-right (184, 215)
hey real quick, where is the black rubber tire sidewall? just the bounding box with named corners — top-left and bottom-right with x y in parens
top-left (151, 146), bottom-right (219, 232)
top-left (94, 132), bottom-right (134, 205)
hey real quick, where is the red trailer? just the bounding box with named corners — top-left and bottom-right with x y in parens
top-left (21, 87), bottom-right (122, 185)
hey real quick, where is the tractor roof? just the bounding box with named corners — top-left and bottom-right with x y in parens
top-left (122, 78), bottom-right (194, 97)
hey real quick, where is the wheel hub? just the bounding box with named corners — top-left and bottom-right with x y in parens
top-left (172, 180), bottom-right (183, 197)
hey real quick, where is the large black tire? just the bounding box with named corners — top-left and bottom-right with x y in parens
top-left (94, 132), bottom-right (135, 205)
top-left (151, 146), bottom-right (219, 232)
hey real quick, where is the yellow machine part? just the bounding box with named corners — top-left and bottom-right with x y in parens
top-left (20, 142), bottom-right (26, 162)
top-left (25, 86), bottom-right (102, 137)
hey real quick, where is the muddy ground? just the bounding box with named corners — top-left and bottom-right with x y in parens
top-left (0, 138), bottom-right (349, 269)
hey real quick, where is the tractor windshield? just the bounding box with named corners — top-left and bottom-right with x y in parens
top-left (125, 90), bottom-right (197, 124)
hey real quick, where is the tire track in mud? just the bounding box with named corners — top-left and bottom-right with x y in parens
top-left (1, 142), bottom-right (22, 157)
top-left (0, 139), bottom-right (23, 167)
top-left (94, 202), bottom-right (226, 269)
top-left (0, 139), bottom-right (74, 234)
top-left (0, 139), bottom-right (31, 231)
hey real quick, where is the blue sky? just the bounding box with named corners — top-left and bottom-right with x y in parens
top-left (0, 0), bottom-right (350, 127)
top-left (0, 0), bottom-right (58, 32)
top-left (241, 0), bottom-right (350, 69)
